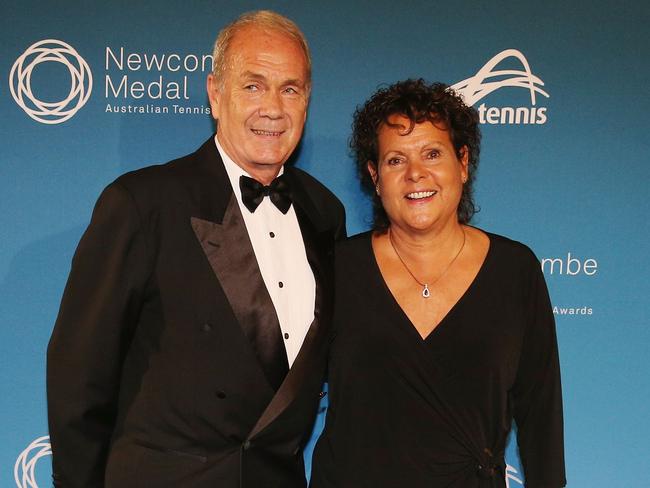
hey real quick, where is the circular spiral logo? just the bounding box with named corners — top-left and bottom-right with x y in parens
top-left (14, 435), bottom-right (52, 488)
top-left (9, 39), bottom-right (93, 124)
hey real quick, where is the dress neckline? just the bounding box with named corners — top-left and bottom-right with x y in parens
top-left (366, 228), bottom-right (494, 343)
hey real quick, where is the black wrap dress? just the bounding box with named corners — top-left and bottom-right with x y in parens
top-left (310, 231), bottom-right (565, 488)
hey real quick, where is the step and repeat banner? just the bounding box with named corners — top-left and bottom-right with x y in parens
top-left (2, 1), bottom-right (648, 486)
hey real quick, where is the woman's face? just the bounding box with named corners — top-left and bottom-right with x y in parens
top-left (369, 115), bottom-right (468, 235)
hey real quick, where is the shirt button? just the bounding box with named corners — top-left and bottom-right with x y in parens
top-left (284, 333), bottom-right (289, 339)
top-left (278, 281), bottom-right (284, 288)
top-left (269, 231), bottom-right (275, 238)
top-left (243, 440), bottom-right (251, 450)
top-left (202, 323), bottom-right (212, 332)
top-left (216, 390), bottom-right (226, 399)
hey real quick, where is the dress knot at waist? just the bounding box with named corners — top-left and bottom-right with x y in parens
top-left (475, 447), bottom-right (505, 481)
top-left (476, 464), bottom-right (498, 479)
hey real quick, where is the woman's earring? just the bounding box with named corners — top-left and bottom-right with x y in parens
top-left (375, 183), bottom-right (380, 196)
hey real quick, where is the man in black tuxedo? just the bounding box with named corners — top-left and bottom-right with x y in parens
top-left (47, 10), bottom-right (345, 488)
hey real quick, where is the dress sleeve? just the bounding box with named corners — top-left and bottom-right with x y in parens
top-left (46, 181), bottom-right (152, 488)
top-left (512, 256), bottom-right (566, 488)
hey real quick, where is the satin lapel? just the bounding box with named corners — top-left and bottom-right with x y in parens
top-left (248, 183), bottom-right (335, 439)
top-left (191, 196), bottom-right (289, 391)
top-left (189, 136), bottom-right (231, 224)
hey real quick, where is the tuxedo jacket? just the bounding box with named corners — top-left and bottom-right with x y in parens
top-left (46, 137), bottom-right (346, 488)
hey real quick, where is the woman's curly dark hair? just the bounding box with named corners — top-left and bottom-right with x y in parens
top-left (351, 78), bottom-right (481, 231)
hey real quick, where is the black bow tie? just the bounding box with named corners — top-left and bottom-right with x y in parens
top-left (239, 174), bottom-right (292, 214)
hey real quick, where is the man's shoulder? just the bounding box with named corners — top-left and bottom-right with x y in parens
top-left (288, 166), bottom-right (342, 207)
top-left (114, 143), bottom-right (207, 191)
top-left (105, 137), bottom-right (223, 202)
top-left (85, 137), bottom-right (224, 223)
top-left (287, 166), bottom-right (345, 236)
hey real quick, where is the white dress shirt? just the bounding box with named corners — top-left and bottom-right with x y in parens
top-left (215, 136), bottom-right (315, 367)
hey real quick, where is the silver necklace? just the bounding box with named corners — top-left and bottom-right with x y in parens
top-left (388, 228), bottom-right (466, 298)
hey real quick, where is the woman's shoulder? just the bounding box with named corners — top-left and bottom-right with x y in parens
top-left (332, 232), bottom-right (376, 288)
top-left (335, 230), bottom-right (372, 253)
top-left (478, 228), bottom-right (541, 272)
top-left (333, 231), bottom-right (375, 269)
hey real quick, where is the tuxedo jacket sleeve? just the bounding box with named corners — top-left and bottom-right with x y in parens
top-left (46, 180), bottom-right (152, 486)
top-left (46, 137), bottom-right (346, 488)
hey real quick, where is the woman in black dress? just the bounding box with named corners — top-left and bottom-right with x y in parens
top-left (310, 80), bottom-right (565, 488)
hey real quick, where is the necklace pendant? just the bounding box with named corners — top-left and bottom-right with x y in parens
top-left (422, 284), bottom-right (430, 298)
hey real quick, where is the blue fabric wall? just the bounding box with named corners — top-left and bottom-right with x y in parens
top-left (2, 1), bottom-right (648, 486)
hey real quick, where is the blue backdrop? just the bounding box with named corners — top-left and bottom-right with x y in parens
top-left (2, 1), bottom-right (649, 486)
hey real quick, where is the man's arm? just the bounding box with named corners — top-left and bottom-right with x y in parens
top-left (47, 181), bottom-right (152, 488)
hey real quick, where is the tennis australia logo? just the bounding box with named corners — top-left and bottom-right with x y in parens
top-left (9, 39), bottom-right (92, 124)
top-left (14, 435), bottom-right (51, 488)
top-left (452, 49), bottom-right (549, 125)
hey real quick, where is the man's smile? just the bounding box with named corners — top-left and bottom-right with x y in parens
top-left (251, 129), bottom-right (284, 137)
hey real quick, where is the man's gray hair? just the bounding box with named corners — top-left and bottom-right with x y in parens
top-left (211, 10), bottom-right (311, 89)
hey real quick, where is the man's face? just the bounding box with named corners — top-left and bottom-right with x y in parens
top-left (207, 26), bottom-right (309, 184)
